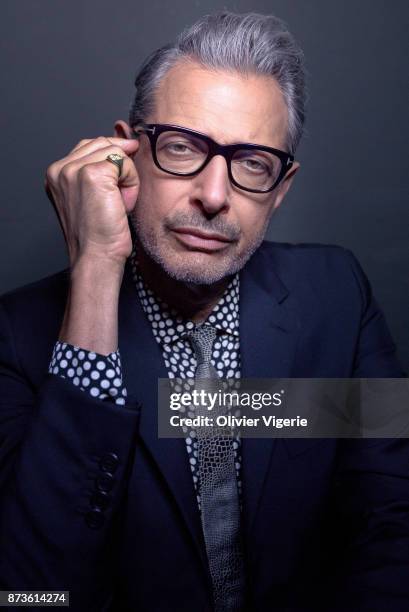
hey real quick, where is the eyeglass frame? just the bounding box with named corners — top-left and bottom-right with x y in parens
top-left (132, 123), bottom-right (294, 194)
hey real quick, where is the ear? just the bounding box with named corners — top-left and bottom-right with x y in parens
top-left (114, 120), bottom-right (134, 139)
top-left (272, 162), bottom-right (300, 211)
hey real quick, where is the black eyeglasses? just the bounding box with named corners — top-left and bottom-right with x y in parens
top-left (132, 123), bottom-right (294, 194)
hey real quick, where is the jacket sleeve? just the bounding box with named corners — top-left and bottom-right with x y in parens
top-left (346, 250), bottom-right (406, 377)
top-left (0, 300), bottom-right (140, 611)
top-left (328, 252), bottom-right (409, 610)
top-left (328, 436), bottom-right (409, 611)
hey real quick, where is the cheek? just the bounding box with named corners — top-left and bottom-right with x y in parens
top-left (135, 174), bottom-right (189, 227)
top-left (236, 202), bottom-right (273, 239)
top-left (134, 158), bottom-right (167, 215)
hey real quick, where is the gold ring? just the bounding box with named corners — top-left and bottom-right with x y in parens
top-left (106, 153), bottom-right (124, 178)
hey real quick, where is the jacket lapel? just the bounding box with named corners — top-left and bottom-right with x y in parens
top-left (239, 246), bottom-right (301, 542)
top-left (117, 244), bottom-right (301, 567)
top-left (117, 262), bottom-right (208, 569)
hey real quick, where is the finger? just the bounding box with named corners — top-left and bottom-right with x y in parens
top-left (108, 152), bottom-right (139, 189)
top-left (77, 152), bottom-right (140, 212)
top-left (48, 138), bottom-right (140, 190)
top-left (68, 136), bottom-right (139, 160)
top-left (118, 161), bottom-right (140, 213)
top-left (44, 178), bottom-right (69, 243)
top-left (60, 144), bottom-right (138, 184)
top-left (69, 138), bottom-right (93, 154)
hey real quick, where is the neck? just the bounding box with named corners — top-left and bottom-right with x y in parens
top-left (136, 247), bottom-right (231, 324)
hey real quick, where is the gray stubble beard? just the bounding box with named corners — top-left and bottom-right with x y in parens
top-left (130, 210), bottom-right (267, 285)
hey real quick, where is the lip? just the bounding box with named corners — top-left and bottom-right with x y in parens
top-left (171, 227), bottom-right (233, 252)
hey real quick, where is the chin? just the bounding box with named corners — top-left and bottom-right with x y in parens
top-left (159, 252), bottom-right (237, 285)
top-left (135, 223), bottom-right (263, 286)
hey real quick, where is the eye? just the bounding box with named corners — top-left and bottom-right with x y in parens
top-left (244, 159), bottom-right (266, 171)
top-left (166, 142), bottom-right (194, 155)
top-left (234, 156), bottom-right (271, 175)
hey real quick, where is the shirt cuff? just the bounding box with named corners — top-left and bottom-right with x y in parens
top-left (48, 341), bottom-right (128, 406)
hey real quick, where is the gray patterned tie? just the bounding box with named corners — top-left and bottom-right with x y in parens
top-left (188, 324), bottom-right (245, 612)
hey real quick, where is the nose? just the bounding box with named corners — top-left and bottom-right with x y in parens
top-left (191, 155), bottom-right (231, 215)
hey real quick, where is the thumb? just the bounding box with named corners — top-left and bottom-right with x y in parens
top-left (120, 185), bottom-right (139, 213)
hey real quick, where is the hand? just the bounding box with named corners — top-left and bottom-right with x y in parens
top-left (45, 136), bottom-right (140, 268)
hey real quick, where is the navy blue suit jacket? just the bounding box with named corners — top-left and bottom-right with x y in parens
top-left (0, 242), bottom-right (408, 611)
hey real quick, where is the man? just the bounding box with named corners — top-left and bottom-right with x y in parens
top-left (0, 10), bottom-right (408, 612)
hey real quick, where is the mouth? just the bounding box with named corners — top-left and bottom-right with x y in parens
top-left (171, 227), bottom-right (234, 252)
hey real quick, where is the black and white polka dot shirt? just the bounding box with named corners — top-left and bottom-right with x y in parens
top-left (49, 246), bottom-right (242, 507)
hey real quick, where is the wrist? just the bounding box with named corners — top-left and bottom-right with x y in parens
top-left (59, 254), bottom-right (125, 355)
top-left (71, 253), bottom-right (126, 286)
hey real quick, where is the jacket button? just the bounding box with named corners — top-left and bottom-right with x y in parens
top-left (99, 452), bottom-right (119, 473)
top-left (95, 473), bottom-right (115, 493)
top-left (85, 509), bottom-right (105, 529)
top-left (90, 490), bottom-right (111, 510)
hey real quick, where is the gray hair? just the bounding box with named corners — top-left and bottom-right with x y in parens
top-left (129, 11), bottom-right (306, 154)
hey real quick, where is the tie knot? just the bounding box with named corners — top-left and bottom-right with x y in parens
top-left (188, 324), bottom-right (217, 364)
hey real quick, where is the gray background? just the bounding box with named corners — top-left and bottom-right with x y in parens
top-left (1, 0), bottom-right (408, 370)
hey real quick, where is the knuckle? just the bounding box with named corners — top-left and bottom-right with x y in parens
top-left (59, 162), bottom-right (76, 183)
top-left (46, 162), bottom-right (58, 184)
top-left (78, 163), bottom-right (97, 181)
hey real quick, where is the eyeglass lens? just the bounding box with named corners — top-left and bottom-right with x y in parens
top-left (155, 130), bottom-right (282, 191)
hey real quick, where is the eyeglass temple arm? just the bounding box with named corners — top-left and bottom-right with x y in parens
top-left (132, 125), bottom-right (156, 136)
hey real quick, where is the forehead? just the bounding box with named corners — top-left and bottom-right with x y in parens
top-left (150, 60), bottom-right (289, 150)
